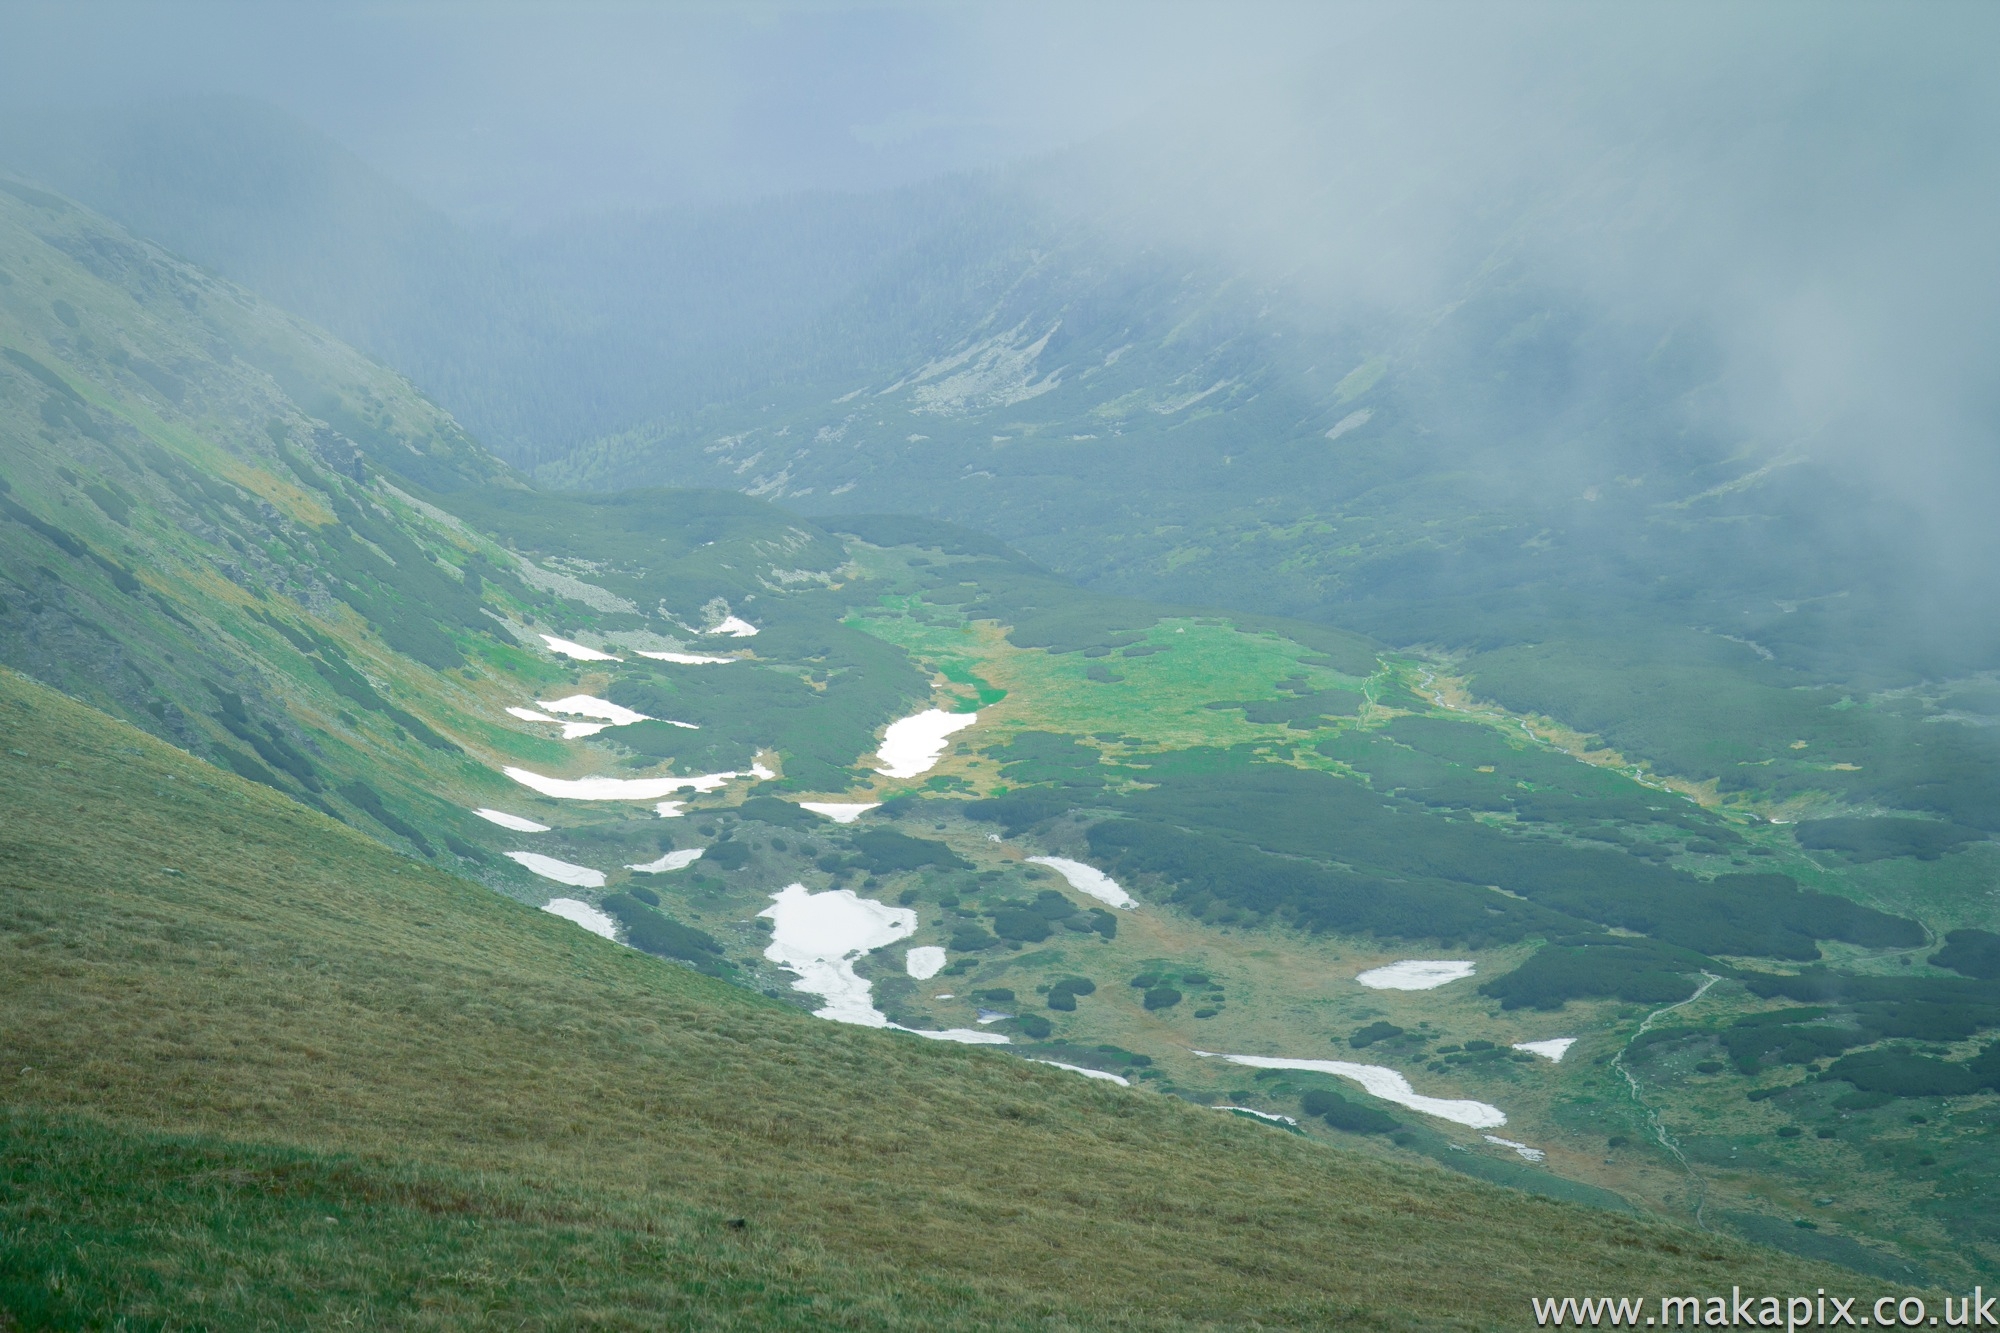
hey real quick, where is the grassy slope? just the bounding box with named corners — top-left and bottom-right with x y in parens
top-left (0, 172), bottom-right (1982, 1298)
top-left (0, 668), bottom-right (1844, 1328)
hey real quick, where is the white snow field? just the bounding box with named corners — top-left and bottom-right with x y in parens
top-left (1325, 407), bottom-right (1374, 441)
top-left (503, 766), bottom-right (739, 800)
top-left (758, 884), bottom-right (1007, 1045)
top-left (1512, 1038), bottom-right (1577, 1062)
top-left (634, 649), bottom-right (736, 665)
top-left (876, 708), bottom-right (977, 778)
top-left (538, 695), bottom-right (650, 727)
top-left (1033, 1061), bottom-right (1129, 1086)
top-left (540, 634), bottom-right (621, 662)
top-left (1484, 1135), bottom-right (1547, 1162)
top-left (710, 616), bottom-right (759, 637)
top-left (759, 883), bottom-right (917, 1026)
top-left (1355, 960), bottom-right (1477, 991)
top-left (541, 897), bottom-right (617, 938)
top-left (506, 706), bottom-right (560, 722)
top-left (1025, 856), bottom-right (1135, 909)
top-left (1217, 1106), bottom-right (1300, 1127)
top-left (905, 946), bottom-right (947, 979)
top-left (902, 1026), bottom-right (1010, 1045)
top-left (506, 851), bottom-right (607, 888)
top-left (799, 801), bottom-right (879, 823)
top-left (1193, 1052), bottom-right (1507, 1129)
top-left (628, 848), bottom-right (705, 873)
top-left (473, 808), bottom-right (550, 832)
top-left (654, 801), bottom-right (687, 818)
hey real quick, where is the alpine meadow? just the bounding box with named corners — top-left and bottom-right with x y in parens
top-left (4, 4), bottom-right (2000, 1328)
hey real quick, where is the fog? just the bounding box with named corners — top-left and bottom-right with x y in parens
top-left (7, 0), bottom-right (1997, 616)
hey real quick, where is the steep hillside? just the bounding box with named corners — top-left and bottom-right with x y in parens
top-left (0, 667), bottom-right (1852, 1328)
top-left (5, 175), bottom-right (1998, 1294)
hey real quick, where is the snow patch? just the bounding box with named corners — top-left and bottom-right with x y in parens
top-left (635, 649), bottom-right (737, 665)
top-left (710, 616), bottom-right (759, 637)
top-left (507, 706), bottom-right (560, 723)
top-left (1326, 408), bottom-right (1375, 441)
top-left (1194, 1052), bottom-right (1507, 1129)
top-left (1484, 1134), bottom-right (1546, 1162)
top-left (758, 885), bottom-right (1007, 1044)
top-left (628, 848), bottom-right (705, 873)
top-left (906, 321), bottom-right (1065, 416)
top-left (506, 851), bottom-right (606, 888)
top-left (800, 801), bottom-right (879, 824)
top-left (1217, 1106), bottom-right (1299, 1126)
top-left (542, 897), bottom-right (618, 939)
top-left (1151, 378), bottom-right (1234, 414)
top-left (760, 883), bottom-right (914, 1026)
top-left (504, 766), bottom-right (739, 800)
top-left (474, 808), bottom-right (549, 833)
top-left (1512, 1038), bottom-right (1577, 1063)
top-left (538, 695), bottom-right (650, 727)
top-left (1034, 1061), bottom-right (1130, 1086)
top-left (901, 1026), bottom-right (1012, 1046)
top-left (1025, 856), bottom-right (1134, 909)
top-left (905, 946), bottom-right (947, 979)
top-left (654, 801), bottom-right (687, 818)
top-left (539, 634), bottom-right (621, 662)
top-left (1356, 960), bottom-right (1476, 991)
top-left (876, 708), bottom-right (977, 778)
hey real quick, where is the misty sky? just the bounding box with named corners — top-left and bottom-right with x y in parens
top-left (7, 0), bottom-right (1996, 550)
top-left (2, 0), bottom-right (1304, 226)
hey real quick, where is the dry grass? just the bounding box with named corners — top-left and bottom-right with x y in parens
top-left (0, 669), bottom-right (1855, 1328)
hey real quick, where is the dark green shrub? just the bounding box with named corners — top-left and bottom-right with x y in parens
top-left (599, 893), bottom-right (726, 974)
top-left (950, 925), bottom-right (999, 952)
top-left (1130, 973), bottom-right (1160, 989)
top-left (1089, 909), bottom-right (1117, 940)
top-left (1931, 928), bottom-right (2000, 980)
top-left (1825, 1048), bottom-right (1983, 1098)
top-left (737, 796), bottom-right (816, 829)
top-left (704, 842), bottom-right (752, 870)
top-left (1302, 1088), bottom-right (1400, 1134)
top-left (1462, 1040), bottom-right (1495, 1052)
top-left (1143, 986), bottom-right (1182, 1011)
top-left (1047, 990), bottom-right (1076, 1011)
top-left (993, 910), bottom-right (1052, 942)
top-left (1028, 890), bottom-right (1079, 919)
top-left (1193, 1008), bottom-right (1219, 1019)
top-left (851, 829), bottom-right (970, 872)
top-left (1015, 1014), bottom-right (1053, 1039)
top-left (1480, 936), bottom-right (1706, 1010)
top-left (1777, 1126), bottom-right (1802, 1138)
top-left (1350, 1021), bottom-right (1404, 1049)
top-left (973, 989), bottom-right (1016, 1003)
top-left (1794, 817), bottom-right (1979, 863)
top-left (629, 885), bottom-right (660, 906)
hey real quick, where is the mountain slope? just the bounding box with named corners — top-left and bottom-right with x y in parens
top-left (6, 173), bottom-right (1997, 1291)
top-left (0, 667), bottom-right (1850, 1328)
